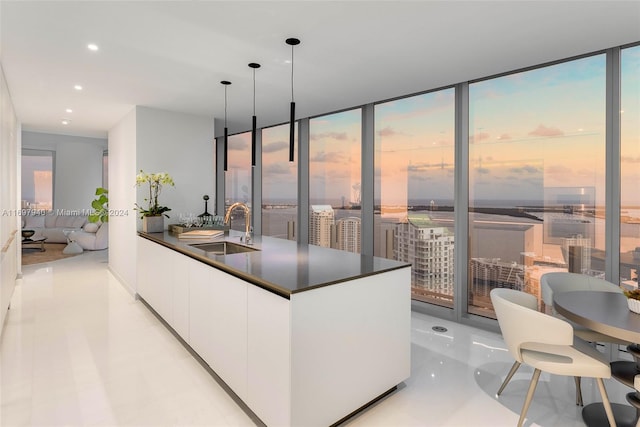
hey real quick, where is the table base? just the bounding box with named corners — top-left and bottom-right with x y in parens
top-left (582, 402), bottom-right (638, 427)
top-left (22, 239), bottom-right (46, 252)
top-left (63, 241), bottom-right (83, 255)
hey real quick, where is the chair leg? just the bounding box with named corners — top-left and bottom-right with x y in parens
top-left (596, 377), bottom-right (617, 427)
top-left (574, 376), bottom-right (583, 406)
top-left (497, 361), bottom-right (521, 396)
top-left (518, 368), bottom-right (542, 427)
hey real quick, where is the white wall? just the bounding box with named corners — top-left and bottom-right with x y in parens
top-left (108, 106), bottom-right (215, 294)
top-left (22, 131), bottom-right (107, 211)
top-left (108, 108), bottom-right (137, 294)
top-left (136, 106), bottom-right (215, 223)
top-left (0, 62), bottom-right (20, 336)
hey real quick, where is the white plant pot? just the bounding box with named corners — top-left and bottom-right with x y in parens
top-left (627, 298), bottom-right (640, 314)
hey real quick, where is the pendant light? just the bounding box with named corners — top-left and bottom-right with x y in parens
top-left (221, 80), bottom-right (231, 171)
top-left (248, 63), bottom-right (261, 167)
top-left (286, 37), bottom-right (300, 162)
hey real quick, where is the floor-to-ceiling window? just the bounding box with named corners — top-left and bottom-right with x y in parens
top-left (621, 45), bottom-right (640, 289)
top-left (374, 89), bottom-right (456, 307)
top-left (468, 54), bottom-right (607, 318)
top-left (214, 44), bottom-right (639, 327)
top-left (309, 110), bottom-right (362, 253)
top-left (21, 149), bottom-right (54, 210)
top-left (225, 131), bottom-right (252, 232)
top-left (262, 123), bottom-right (297, 240)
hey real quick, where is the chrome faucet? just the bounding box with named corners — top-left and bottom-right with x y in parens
top-left (224, 202), bottom-right (252, 244)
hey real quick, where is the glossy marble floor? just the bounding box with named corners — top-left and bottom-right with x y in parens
top-left (1, 250), bottom-right (633, 426)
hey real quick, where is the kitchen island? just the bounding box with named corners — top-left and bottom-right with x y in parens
top-left (137, 231), bottom-right (411, 427)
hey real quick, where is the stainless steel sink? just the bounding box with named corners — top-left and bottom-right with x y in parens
top-left (189, 241), bottom-right (258, 255)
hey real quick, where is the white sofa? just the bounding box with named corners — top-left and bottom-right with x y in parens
top-left (22, 213), bottom-right (108, 250)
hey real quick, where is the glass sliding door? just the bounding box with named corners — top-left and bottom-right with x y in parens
top-left (309, 110), bottom-right (361, 253)
top-left (262, 123), bottom-right (298, 240)
top-left (468, 54), bottom-right (607, 318)
top-left (621, 45), bottom-right (640, 289)
top-left (374, 89), bottom-right (455, 307)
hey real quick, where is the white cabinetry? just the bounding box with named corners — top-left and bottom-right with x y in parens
top-left (137, 237), bottom-right (189, 340)
top-left (137, 236), bottom-right (411, 427)
top-left (172, 254), bottom-right (190, 340)
top-left (188, 257), bottom-right (249, 399)
top-left (187, 258), bottom-right (213, 360)
top-left (138, 238), bottom-right (249, 401)
top-left (247, 285), bottom-right (291, 426)
top-left (137, 237), bottom-right (172, 321)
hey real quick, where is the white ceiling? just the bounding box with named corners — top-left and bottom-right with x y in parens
top-left (1, 1), bottom-right (639, 139)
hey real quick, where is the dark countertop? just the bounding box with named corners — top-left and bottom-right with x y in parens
top-left (139, 231), bottom-right (410, 299)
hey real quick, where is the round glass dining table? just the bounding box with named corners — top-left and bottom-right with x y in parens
top-left (554, 290), bottom-right (640, 427)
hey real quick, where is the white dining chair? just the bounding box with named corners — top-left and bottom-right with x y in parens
top-left (491, 288), bottom-right (617, 427)
top-left (541, 272), bottom-right (631, 346)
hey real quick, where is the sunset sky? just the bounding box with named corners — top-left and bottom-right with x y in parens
top-left (226, 46), bottom-right (638, 209)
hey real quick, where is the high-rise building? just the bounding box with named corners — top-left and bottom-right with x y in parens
top-left (561, 234), bottom-right (592, 274)
top-left (336, 217), bottom-right (361, 253)
top-left (309, 205), bottom-right (334, 248)
top-left (470, 258), bottom-right (526, 295)
top-left (394, 214), bottom-right (455, 299)
top-left (469, 257), bottom-right (526, 315)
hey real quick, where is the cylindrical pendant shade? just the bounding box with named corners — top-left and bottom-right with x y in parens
top-left (223, 127), bottom-right (228, 171)
top-left (220, 80), bottom-right (232, 172)
top-left (251, 115), bottom-right (257, 167)
top-left (285, 38), bottom-right (300, 163)
top-left (248, 63), bottom-right (260, 168)
top-left (289, 101), bottom-right (295, 162)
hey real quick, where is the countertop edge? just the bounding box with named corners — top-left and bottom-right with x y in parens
top-left (139, 232), bottom-right (293, 299)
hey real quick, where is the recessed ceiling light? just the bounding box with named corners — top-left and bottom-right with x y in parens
top-left (65, 108), bottom-right (73, 113)
top-left (87, 43), bottom-right (99, 51)
top-left (74, 84), bottom-right (83, 91)
top-left (61, 119), bottom-right (70, 125)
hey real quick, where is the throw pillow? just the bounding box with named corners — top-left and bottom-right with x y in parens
top-left (83, 223), bottom-right (99, 233)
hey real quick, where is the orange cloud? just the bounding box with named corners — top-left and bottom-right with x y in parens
top-left (529, 124), bottom-right (564, 137)
top-left (509, 165), bottom-right (541, 174)
top-left (310, 132), bottom-right (348, 141)
top-left (310, 151), bottom-right (345, 163)
top-left (378, 126), bottom-right (400, 137)
top-left (263, 140), bottom-right (288, 153)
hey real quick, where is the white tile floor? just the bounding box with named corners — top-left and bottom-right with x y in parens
top-left (0, 251), bottom-right (633, 426)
